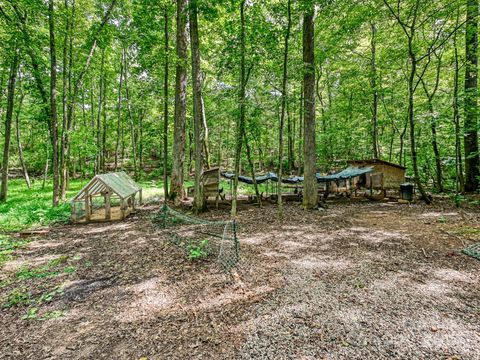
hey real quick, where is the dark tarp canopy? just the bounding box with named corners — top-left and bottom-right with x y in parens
top-left (221, 167), bottom-right (373, 185)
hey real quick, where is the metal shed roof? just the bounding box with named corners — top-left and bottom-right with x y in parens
top-left (72, 172), bottom-right (141, 201)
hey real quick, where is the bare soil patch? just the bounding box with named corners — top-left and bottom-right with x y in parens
top-left (1, 200), bottom-right (479, 359)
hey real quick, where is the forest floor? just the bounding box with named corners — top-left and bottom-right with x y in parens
top-left (0, 198), bottom-right (479, 359)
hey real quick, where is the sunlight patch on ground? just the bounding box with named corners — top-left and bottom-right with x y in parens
top-left (420, 212), bottom-right (459, 218)
top-left (242, 234), bottom-right (270, 245)
top-left (419, 315), bottom-right (480, 355)
top-left (27, 240), bottom-right (63, 250)
top-left (192, 285), bottom-right (275, 312)
top-left (282, 240), bottom-right (308, 249)
top-left (432, 268), bottom-right (475, 284)
top-left (115, 277), bottom-right (176, 322)
top-left (262, 251), bottom-right (290, 258)
top-left (291, 256), bottom-right (351, 270)
top-left (81, 222), bottom-right (133, 235)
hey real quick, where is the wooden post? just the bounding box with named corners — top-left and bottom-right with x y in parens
top-left (369, 174), bottom-right (373, 196)
top-left (71, 202), bottom-right (76, 222)
top-left (85, 191), bottom-right (91, 221)
top-left (105, 192), bottom-right (111, 220)
top-left (121, 199), bottom-right (126, 219)
top-left (132, 195), bottom-right (136, 211)
top-left (139, 189), bottom-right (143, 205)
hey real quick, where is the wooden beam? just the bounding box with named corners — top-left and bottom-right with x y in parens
top-left (120, 199), bottom-right (126, 219)
top-left (105, 192), bottom-right (111, 220)
top-left (85, 190), bottom-right (91, 221)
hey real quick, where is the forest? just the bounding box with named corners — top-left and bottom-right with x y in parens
top-left (0, 0), bottom-right (479, 359)
top-left (0, 0), bottom-right (478, 212)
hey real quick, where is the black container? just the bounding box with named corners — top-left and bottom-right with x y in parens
top-left (400, 183), bottom-right (415, 201)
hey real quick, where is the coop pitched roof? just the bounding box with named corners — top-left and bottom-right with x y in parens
top-left (72, 172), bottom-right (141, 201)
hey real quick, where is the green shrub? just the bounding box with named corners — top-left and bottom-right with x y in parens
top-left (187, 239), bottom-right (210, 260)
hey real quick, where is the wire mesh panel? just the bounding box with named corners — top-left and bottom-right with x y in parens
top-left (463, 243), bottom-right (480, 260)
top-left (151, 204), bottom-right (240, 272)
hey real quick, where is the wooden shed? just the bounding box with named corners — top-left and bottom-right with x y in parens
top-left (71, 172), bottom-right (142, 223)
top-left (347, 159), bottom-right (406, 190)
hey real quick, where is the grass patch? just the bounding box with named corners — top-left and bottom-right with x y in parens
top-left (0, 234), bottom-right (31, 268)
top-left (455, 226), bottom-right (480, 239)
top-left (15, 255), bottom-right (75, 281)
top-left (0, 179), bottom-right (86, 232)
top-left (2, 288), bottom-right (32, 308)
top-left (0, 178), bottom-right (163, 232)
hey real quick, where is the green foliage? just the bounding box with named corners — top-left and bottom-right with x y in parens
top-left (0, 235), bottom-right (30, 268)
top-left (0, 179), bottom-right (84, 232)
top-left (2, 288), bottom-right (32, 308)
top-left (15, 255), bottom-right (75, 280)
top-left (187, 239), bottom-right (210, 260)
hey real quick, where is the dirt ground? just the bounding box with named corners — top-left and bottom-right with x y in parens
top-left (1, 199), bottom-right (479, 360)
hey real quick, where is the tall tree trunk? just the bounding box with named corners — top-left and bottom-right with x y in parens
top-left (453, 16), bottom-right (465, 192)
top-left (287, 90), bottom-right (294, 173)
top-left (163, 6), bottom-right (169, 198)
top-left (123, 49), bottom-right (137, 179)
top-left (464, 0), bottom-right (479, 192)
top-left (115, 51), bottom-right (124, 171)
top-left (15, 88), bottom-right (30, 189)
top-left (407, 37), bottom-right (431, 203)
top-left (60, 0), bottom-right (70, 200)
top-left (302, 3), bottom-right (317, 209)
top-left (102, 78), bottom-right (107, 173)
top-left (190, 0), bottom-right (206, 213)
top-left (297, 82), bottom-right (303, 175)
top-left (96, 49), bottom-right (105, 174)
top-left (370, 21), bottom-right (379, 159)
top-left (243, 130), bottom-right (261, 205)
top-left (420, 52), bottom-right (444, 192)
top-left (231, 0), bottom-right (246, 217)
top-left (170, 0), bottom-right (188, 204)
top-left (0, 49), bottom-right (19, 202)
top-left (201, 93), bottom-right (210, 168)
top-left (277, 0), bottom-right (291, 216)
top-left (49, 0), bottom-right (60, 206)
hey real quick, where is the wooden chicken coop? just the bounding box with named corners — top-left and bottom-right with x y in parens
top-left (187, 167), bottom-right (223, 208)
top-left (347, 159), bottom-right (406, 189)
top-left (71, 172), bottom-right (142, 223)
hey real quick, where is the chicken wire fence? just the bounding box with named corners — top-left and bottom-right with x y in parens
top-left (151, 204), bottom-right (240, 272)
top-left (463, 242), bottom-right (480, 261)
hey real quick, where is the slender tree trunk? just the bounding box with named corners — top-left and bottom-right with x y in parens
top-left (287, 90), bottom-right (294, 173)
top-left (232, 0), bottom-right (247, 217)
top-left (190, 0), bottom-right (206, 213)
top-left (243, 130), bottom-right (261, 205)
top-left (407, 38), bottom-right (431, 203)
top-left (115, 51), bottom-right (124, 171)
top-left (420, 53), bottom-right (444, 192)
top-left (201, 93), bottom-right (210, 168)
top-left (453, 19), bottom-right (465, 192)
top-left (297, 83), bottom-right (303, 175)
top-left (163, 6), bottom-right (169, 198)
top-left (102, 79), bottom-right (107, 173)
top-left (49, 0), bottom-right (60, 206)
top-left (60, 0), bottom-right (70, 200)
top-left (15, 88), bottom-right (30, 189)
top-left (464, 0), bottom-right (479, 192)
top-left (123, 50), bottom-right (137, 179)
top-left (96, 49), bottom-right (105, 174)
top-left (370, 21), bottom-right (379, 159)
top-left (170, 0), bottom-right (188, 204)
top-left (302, 3), bottom-right (317, 209)
top-left (277, 0), bottom-right (291, 216)
top-left (0, 49), bottom-right (19, 202)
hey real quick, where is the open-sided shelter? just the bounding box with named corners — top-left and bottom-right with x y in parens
top-left (71, 172), bottom-right (142, 223)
